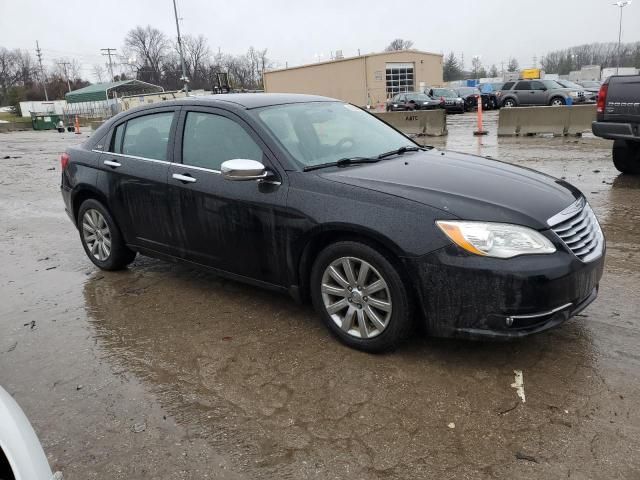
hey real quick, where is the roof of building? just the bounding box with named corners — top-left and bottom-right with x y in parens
top-left (65, 80), bottom-right (164, 103)
top-left (265, 49), bottom-right (443, 74)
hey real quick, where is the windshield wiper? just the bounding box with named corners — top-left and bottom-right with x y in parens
top-left (303, 156), bottom-right (380, 172)
top-left (377, 145), bottom-right (423, 159)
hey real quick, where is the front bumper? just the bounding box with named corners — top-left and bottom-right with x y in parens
top-left (405, 242), bottom-right (605, 339)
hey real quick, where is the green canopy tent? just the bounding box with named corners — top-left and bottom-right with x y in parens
top-left (65, 80), bottom-right (164, 103)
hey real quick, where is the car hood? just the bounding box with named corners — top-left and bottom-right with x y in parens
top-left (318, 149), bottom-right (582, 229)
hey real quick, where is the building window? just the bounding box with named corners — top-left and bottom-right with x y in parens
top-left (385, 63), bottom-right (414, 97)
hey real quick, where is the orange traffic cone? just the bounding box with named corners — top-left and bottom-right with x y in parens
top-left (74, 115), bottom-right (81, 135)
top-left (473, 95), bottom-right (488, 136)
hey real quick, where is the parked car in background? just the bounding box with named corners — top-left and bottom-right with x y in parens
top-left (479, 82), bottom-right (504, 109)
top-left (61, 93), bottom-right (605, 352)
top-left (428, 88), bottom-right (465, 113)
top-left (455, 87), bottom-right (493, 111)
top-left (386, 92), bottom-right (443, 111)
top-left (500, 79), bottom-right (587, 107)
top-left (556, 79), bottom-right (597, 103)
top-left (0, 386), bottom-right (61, 480)
top-left (592, 75), bottom-right (640, 174)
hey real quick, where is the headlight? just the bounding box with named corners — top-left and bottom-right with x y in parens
top-left (393, 104), bottom-right (398, 107)
top-left (436, 221), bottom-right (556, 258)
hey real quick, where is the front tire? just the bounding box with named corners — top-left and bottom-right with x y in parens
top-left (503, 98), bottom-right (516, 108)
top-left (310, 241), bottom-right (412, 352)
top-left (550, 97), bottom-right (566, 106)
top-left (78, 199), bottom-right (136, 271)
top-left (613, 139), bottom-right (640, 174)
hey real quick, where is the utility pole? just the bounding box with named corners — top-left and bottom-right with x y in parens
top-left (101, 48), bottom-right (117, 81)
top-left (613, 1), bottom-right (632, 75)
top-left (35, 41), bottom-right (49, 101)
top-left (172, 0), bottom-right (189, 95)
top-left (58, 61), bottom-right (72, 92)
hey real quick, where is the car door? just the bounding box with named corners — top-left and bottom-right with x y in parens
top-left (530, 81), bottom-right (548, 105)
top-left (513, 81), bottom-right (533, 105)
top-left (97, 107), bottom-right (178, 255)
top-left (168, 107), bottom-right (289, 286)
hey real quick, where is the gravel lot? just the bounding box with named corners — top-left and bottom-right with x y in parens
top-left (1, 111), bottom-right (639, 479)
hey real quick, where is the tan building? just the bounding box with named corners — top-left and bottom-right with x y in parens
top-left (263, 50), bottom-right (443, 107)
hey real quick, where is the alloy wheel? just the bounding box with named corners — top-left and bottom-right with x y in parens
top-left (82, 209), bottom-right (111, 261)
top-left (320, 257), bottom-right (392, 339)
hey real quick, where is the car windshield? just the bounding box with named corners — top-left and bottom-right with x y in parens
top-left (558, 80), bottom-right (583, 89)
top-left (541, 80), bottom-right (564, 89)
top-left (457, 87), bottom-right (478, 95)
top-left (254, 102), bottom-right (415, 170)
top-left (432, 88), bottom-right (458, 98)
top-left (406, 93), bottom-right (431, 101)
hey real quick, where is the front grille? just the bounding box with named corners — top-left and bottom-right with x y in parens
top-left (548, 199), bottom-right (604, 262)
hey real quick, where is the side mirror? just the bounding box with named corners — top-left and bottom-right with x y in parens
top-left (221, 159), bottom-right (269, 181)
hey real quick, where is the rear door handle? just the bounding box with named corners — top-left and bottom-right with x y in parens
top-left (104, 160), bottom-right (121, 168)
top-left (172, 173), bottom-right (197, 183)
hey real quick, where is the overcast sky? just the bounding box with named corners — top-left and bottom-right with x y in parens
top-left (2, 0), bottom-right (639, 80)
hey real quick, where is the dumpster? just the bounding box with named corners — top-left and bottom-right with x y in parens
top-left (30, 113), bottom-right (62, 130)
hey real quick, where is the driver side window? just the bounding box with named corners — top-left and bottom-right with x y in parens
top-left (182, 112), bottom-right (263, 172)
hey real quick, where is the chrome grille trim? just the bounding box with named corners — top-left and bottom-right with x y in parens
top-left (548, 198), bottom-right (604, 263)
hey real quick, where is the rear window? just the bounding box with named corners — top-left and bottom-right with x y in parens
top-left (118, 112), bottom-right (174, 161)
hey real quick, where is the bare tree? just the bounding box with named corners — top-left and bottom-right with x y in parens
top-left (92, 64), bottom-right (106, 83)
top-left (124, 25), bottom-right (169, 85)
top-left (385, 39), bottom-right (414, 52)
top-left (507, 57), bottom-right (519, 72)
top-left (181, 34), bottom-right (211, 88)
top-left (0, 48), bottom-right (18, 103)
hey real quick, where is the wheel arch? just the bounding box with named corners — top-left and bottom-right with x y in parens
top-left (71, 185), bottom-right (110, 225)
top-left (294, 224), bottom-right (413, 303)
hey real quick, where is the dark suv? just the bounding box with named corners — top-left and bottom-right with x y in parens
top-left (500, 79), bottom-right (587, 107)
top-left (60, 93), bottom-right (605, 352)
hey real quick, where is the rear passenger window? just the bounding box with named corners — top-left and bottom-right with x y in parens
top-left (182, 112), bottom-right (263, 171)
top-left (515, 81), bottom-right (531, 90)
top-left (121, 112), bottom-right (174, 161)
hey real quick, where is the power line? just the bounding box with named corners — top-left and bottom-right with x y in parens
top-left (101, 48), bottom-right (117, 81)
top-left (35, 40), bottom-right (49, 101)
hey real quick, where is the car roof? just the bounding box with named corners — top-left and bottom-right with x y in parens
top-left (170, 93), bottom-right (338, 110)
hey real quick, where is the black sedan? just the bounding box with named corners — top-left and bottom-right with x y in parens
top-left (428, 88), bottom-right (465, 113)
top-left (456, 87), bottom-right (493, 111)
top-left (60, 93), bottom-right (605, 352)
top-left (386, 92), bottom-right (443, 111)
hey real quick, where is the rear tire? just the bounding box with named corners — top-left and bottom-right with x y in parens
top-left (77, 199), bottom-right (136, 271)
top-left (613, 139), bottom-right (640, 174)
top-left (310, 241), bottom-right (412, 353)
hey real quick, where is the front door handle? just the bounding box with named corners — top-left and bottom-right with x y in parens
top-left (104, 160), bottom-right (121, 168)
top-left (172, 173), bottom-right (197, 183)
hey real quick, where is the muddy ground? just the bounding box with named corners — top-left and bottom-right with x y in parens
top-left (1, 111), bottom-right (639, 479)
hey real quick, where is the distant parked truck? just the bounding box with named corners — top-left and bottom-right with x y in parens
top-left (521, 68), bottom-right (544, 80)
top-left (592, 74), bottom-right (640, 174)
